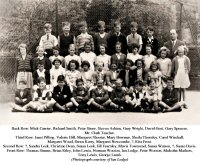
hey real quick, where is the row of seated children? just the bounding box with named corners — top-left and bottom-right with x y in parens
top-left (11, 75), bottom-right (185, 113)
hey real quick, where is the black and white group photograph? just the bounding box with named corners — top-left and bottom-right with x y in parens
top-left (0, 0), bottom-right (200, 125)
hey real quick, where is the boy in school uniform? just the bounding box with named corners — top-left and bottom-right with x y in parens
top-left (127, 22), bottom-right (143, 54)
top-left (76, 21), bottom-right (94, 54)
top-left (118, 59), bottom-right (135, 93)
top-left (70, 79), bottom-right (90, 113)
top-left (110, 42), bottom-right (127, 71)
top-left (89, 79), bottom-right (110, 111)
top-left (93, 21), bottom-right (109, 55)
top-left (159, 77), bottom-right (184, 112)
top-left (107, 21), bottom-right (127, 55)
top-left (52, 75), bottom-right (73, 112)
top-left (141, 79), bottom-right (161, 113)
top-left (11, 79), bottom-right (32, 112)
top-left (125, 80), bottom-right (146, 112)
top-left (141, 26), bottom-right (159, 56)
top-left (58, 22), bottom-right (75, 57)
top-left (109, 78), bottom-right (126, 111)
top-left (92, 61), bottom-right (107, 86)
top-left (39, 23), bottom-right (58, 58)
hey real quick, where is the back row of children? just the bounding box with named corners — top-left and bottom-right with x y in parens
top-left (13, 20), bottom-right (190, 113)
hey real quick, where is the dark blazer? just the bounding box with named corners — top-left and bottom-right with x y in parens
top-left (132, 68), bottom-right (147, 84)
top-left (118, 69), bottom-right (135, 88)
top-left (111, 54), bottom-right (126, 70)
top-left (15, 88), bottom-right (32, 106)
top-left (162, 87), bottom-right (178, 106)
top-left (141, 37), bottom-right (159, 56)
top-left (91, 88), bottom-right (109, 103)
top-left (164, 40), bottom-right (185, 60)
top-left (32, 70), bottom-right (50, 85)
top-left (52, 85), bottom-right (72, 105)
top-left (107, 32), bottom-right (127, 55)
top-left (31, 57), bottom-right (52, 72)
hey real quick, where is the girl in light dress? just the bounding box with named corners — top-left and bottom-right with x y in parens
top-left (80, 42), bottom-right (96, 71)
top-left (49, 58), bottom-right (65, 90)
top-left (157, 47), bottom-right (172, 87)
top-left (65, 60), bottom-right (81, 91)
top-left (143, 44), bottom-right (157, 71)
top-left (65, 44), bottom-right (81, 70)
top-left (172, 45), bottom-right (190, 108)
top-left (80, 60), bottom-right (94, 91)
top-left (147, 61), bottom-right (162, 93)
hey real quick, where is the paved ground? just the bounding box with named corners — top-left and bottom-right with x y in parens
top-left (0, 91), bottom-right (200, 125)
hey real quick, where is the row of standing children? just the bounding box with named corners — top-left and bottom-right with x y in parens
top-left (12, 20), bottom-right (190, 113)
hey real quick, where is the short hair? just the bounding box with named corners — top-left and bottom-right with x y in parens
top-left (146, 44), bottom-right (153, 49)
top-left (57, 75), bottom-right (65, 82)
top-left (146, 26), bottom-right (154, 32)
top-left (95, 61), bottom-right (104, 67)
top-left (158, 46), bottom-right (170, 57)
top-left (68, 44), bottom-right (75, 50)
top-left (76, 78), bottom-right (84, 85)
top-left (52, 58), bottom-right (62, 65)
top-left (147, 78), bottom-right (156, 86)
top-left (149, 61), bottom-right (159, 71)
top-left (97, 21), bottom-right (105, 28)
top-left (110, 62), bottom-right (118, 69)
top-left (67, 60), bottom-right (79, 70)
top-left (37, 77), bottom-right (46, 84)
top-left (99, 43), bottom-right (107, 49)
top-left (62, 22), bottom-right (70, 27)
top-left (37, 61), bottom-right (45, 66)
top-left (115, 41), bottom-right (122, 47)
top-left (18, 79), bottom-right (27, 85)
top-left (36, 46), bottom-right (45, 53)
top-left (115, 78), bottom-right (123, 84)
top-left (84, 42), bottom-right (92, 48)
top-left (81, 60), bottom-right (90, 68)
top-left (131, 43), bottom-right (139, 50)
top-left (52, 45), bottom-right (59, 51)
top-left (79, 21), bottom-right (87, 28)
top-left (18, 43), bottom-right (27, 49)
top-left (166, 77), bottom-right (174, 82)
top-left (125, 59), bottom-right (134, 66)
top-left (170, 29), bottom-right (177, 34)
top-left (114, 20), bottom-right (121, 27)
top-left (130, 21), bottom-right (138, 28)
top-left (44, 23), bottom-right (52, 30)
top-left (134, 80), bottom-right (144, 86)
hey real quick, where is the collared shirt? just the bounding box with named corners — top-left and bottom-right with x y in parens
top-left (39, 34), bottom-right (58, 49)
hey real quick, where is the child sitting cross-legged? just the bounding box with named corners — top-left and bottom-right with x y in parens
top-left (11, 79), bottom-right (32, 112)
top-left (108, 78), bottom-right (126, 111)
top-left (89, 79), bottom-right (110, 111)
top-left (70, 79), bottom-right (90, 113)
top-left (141, 79), bottom-right (162, 113)
top-left (159, 77), bottom-right (185, 113)
top-left (52, 75), bottom-right (73, 112)
top-left (125, 80), bottom-right (146, 112)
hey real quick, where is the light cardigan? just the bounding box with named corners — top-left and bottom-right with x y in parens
top-left (171, 55), bottom-right (190, 75)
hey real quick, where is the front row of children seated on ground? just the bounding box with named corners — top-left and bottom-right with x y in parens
top-left (11, 74), bottom-right (185, 113)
